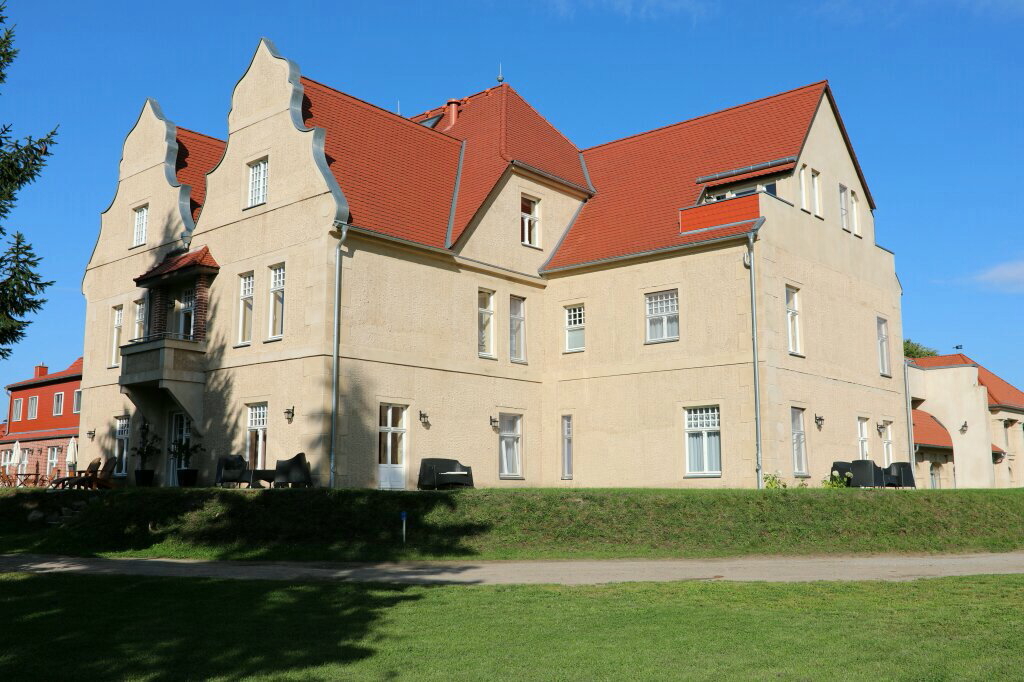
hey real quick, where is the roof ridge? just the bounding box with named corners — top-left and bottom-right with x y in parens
top-left (499, 83), bottom-right (509, 161)
top-left (412, 84), bottom-right (507, 122)
top-left (176, 127), bottom-right (225, 144)
top-left (583, 80), bottom-right (829, 154)
top-left (300, 75), bottom-right (462, 145)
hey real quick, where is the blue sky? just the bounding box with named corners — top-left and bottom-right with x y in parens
top-left (2, 0), bottom-right (1022, 415)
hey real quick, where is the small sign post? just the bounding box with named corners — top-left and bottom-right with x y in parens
top-left (401, 511), bottom-right (407, 546)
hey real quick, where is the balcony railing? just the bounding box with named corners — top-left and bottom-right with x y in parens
top-left (119, 334), bottom-right (206, 388)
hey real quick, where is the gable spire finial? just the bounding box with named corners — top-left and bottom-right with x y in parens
top-left (497, 62), bottom-right (504, 84)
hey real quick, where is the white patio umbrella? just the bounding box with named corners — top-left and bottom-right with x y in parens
top-left (66, 437), bottom-right (78, 473)
top-left (12, 441), bottom-right (24, 477)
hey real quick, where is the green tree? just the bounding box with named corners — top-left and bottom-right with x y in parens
top-left (904, 338), bottom-right (939, 358)
top-left (0, 2), bottom-right (57, 359)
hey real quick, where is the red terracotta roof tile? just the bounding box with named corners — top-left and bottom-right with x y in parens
top-left (912, 409), bottom-right (953, 449)
top-left (175, 128), bottom-right (225, 223)
top-left (703, 163), bottom-right (796, 190)
top-left (0, 425), bottom-right (78, 445)
top-left (135, 245), bottom-right (219, 284)
top-left (5, 357), bottom-right (83, 389)
top-left (911, 354), bottom-right (1024, 411)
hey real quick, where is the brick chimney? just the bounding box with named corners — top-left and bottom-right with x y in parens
top-left (33, 363), bottom-right (48, 378)
top-left (443, 99), bottom-right (459, 130)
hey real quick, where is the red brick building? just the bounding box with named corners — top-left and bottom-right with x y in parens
top-left (1, 358), bottom-right (83, 479)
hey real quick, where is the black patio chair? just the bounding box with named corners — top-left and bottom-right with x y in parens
top-left (885, 462), bottom-right (916, 489)
top-left (215, 455), bottom-right (249, 488)
top-left (417, 458), bottom-right (475, 490)
top-left (849, 459), bottom-right (885, 488)
top-left (273, 452), bottom-right (313, 488)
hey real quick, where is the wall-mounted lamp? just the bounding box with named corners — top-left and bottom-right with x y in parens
top-left (959, 422), bottom-right (968, 434)
top-left (419, 411), bottom-right (430, 425)
top-left (283, 406), bottom-right (295, 423)
top-left (814, 414), bottom-right (825, 429)
top-left (489, 416), bottom-right (500, 428)
top-left (876, 422), bottom-right (886, 436)
top-left (86, 429), bottom-right (96, 440)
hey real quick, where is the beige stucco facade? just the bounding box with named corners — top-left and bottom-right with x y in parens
top-left (79, 40), bottom-right (909, 489)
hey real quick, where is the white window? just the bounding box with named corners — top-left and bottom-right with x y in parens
top-left (17, 448), bottom-right (27, 475)
top-left (114, 416), bottom-right (129, 477)
top-left (133, 297), bottom-right (147, 341)
top-left (565, 305), bottom-right (585, 352)
top-left (178, 288), bottom-right (195, 339)
top-left (248, 158), bottom-right (268, 207)
top-left (378, 404), bottom-right (407, 467)
top-left (851, 191), bottom-right (860, 236)
top-left (478, 289), bottom-right (494, 357)
top-left (685, 406), bottom-right (722, 476)
top-left (811, 170), bottom-right (821, 216)
top-left (857, 417), bottom-right (870, 461)
top-left (238, 272), bottom-right (254, 344)
top-left (499, 413), bottom-right (522, 478)
top-left (111, 305), bottom-right (123, 366)
top-left (246, 404), bottom-right (268, 469)
top-left (839, 184), bottom-right (850, 231)
top-left (799, 165), bottom-right (808, 210)
top-left (1, 450), bottom-right (12, 474)
top-left (53, 392), bottom-right (64, 416)
top-left (645, 290), bottom-right (679, 343)
top-left (11, 398), bottom-right (22, 421)
top-left (47, 446), bottom-right (59, 473)
top-left (510, 295), bottom-right (526, 362)
top-left (269, 265), bottom-right (285, 339)
top-left (882, 421), bottom-right (894, 466)
top-left (132, 205), bottom-right (148, 247)
top-left (877, 317), bottom-right (891, 376)
top-left (72, 389), bottom-right (82, 414)
top-left (27, 396), bottom-right (38, 420)
top-left (785, 286), bottom-right (801, 355)
top-left (520, 195), bottom-right (539, 247)
top-left (791, 407), bottom-right (808, 476)
top-left (170, 412), bottom-right (192, 470)
top-left (561, 415), bottom-right (573, 480)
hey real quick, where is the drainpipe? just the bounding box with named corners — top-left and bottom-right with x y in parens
top-left (903, 359), bottom-right (914, 464)
top-left (745, 220), bottom-right (765, 489)
top-left (328, 223), bottom-right (350, 488)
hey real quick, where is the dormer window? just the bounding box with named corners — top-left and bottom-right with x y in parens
top-left (703, 182), bottom-right (777, 203)
top-left (520, 195), bottom-right (540, 248)
top-left (132, 205), bottom-right (148, 247)
top-left (248, 158), bottom-right (268, 207)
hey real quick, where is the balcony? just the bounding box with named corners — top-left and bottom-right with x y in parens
top-left (119, 333), bottom-right (206, 387)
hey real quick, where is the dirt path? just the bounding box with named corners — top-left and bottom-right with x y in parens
top-left (3, 551), bottom-right (1024, 585)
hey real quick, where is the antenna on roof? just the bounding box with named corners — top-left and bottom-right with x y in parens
top-left (396, 99), bottom-right (401, 116)
top-left (496, 62), bottom-right (504, 84)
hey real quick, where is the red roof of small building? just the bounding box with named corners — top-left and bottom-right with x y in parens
top-left (912, 409), bottom-right (953, 449)
top-left (0, 425), bottom-right (78, 445)
top-left (5, 357), bottom-right (83, 390)
top-left (911, 354), bottom-right (1024, 411)
top-left (135, 245), bottom-right (220, 284)
top-left (175, 128), bottom-right (225, 223)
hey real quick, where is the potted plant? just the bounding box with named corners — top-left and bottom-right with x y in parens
top-left (170, 439), bottom-right (206, 487)
top-left (131, 422), bottom-right (161, 487)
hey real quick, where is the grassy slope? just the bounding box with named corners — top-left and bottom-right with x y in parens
top-left (1, 571), bottom-right (1021, 680)
top-left (1, 487), bottom-right (1023, 562)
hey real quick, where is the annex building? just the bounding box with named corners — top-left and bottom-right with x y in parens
top-left (79, 39), bottom-right (907, 489)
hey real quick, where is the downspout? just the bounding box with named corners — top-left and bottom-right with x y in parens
top-left (745, 219), bottom-right (766, 489)
top-left (903, 359), bottom-right (915, 464)
top-left (328, 222), bottom-right (349, 488)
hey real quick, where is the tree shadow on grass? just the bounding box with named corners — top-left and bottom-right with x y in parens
top-left (0, 571), bottom-right (418, 680)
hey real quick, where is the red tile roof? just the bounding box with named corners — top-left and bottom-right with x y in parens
top-left (175, 128), bottom-right (225, 223)
top-left (0, 425), bottom-right (78, 445)
top-left (912, 409), bottom-right (953, 449)
top-left (910, 354), bottom-right (1024, 411)
top-left (135, 245), bottom-right (220, 285)
top-left (301, 77), bottom-right (462, 248)
top-left (5, 357), bottom-right (83, 389)
top-left (545, 82), bottom-right (828, 271)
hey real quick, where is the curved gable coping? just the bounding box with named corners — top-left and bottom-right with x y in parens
top-left (202, 38), bottom-right (350, 232)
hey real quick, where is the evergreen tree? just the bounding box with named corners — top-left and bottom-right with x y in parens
top-left (0, 2), bottom-right (57, 359)
top-left (903, 338), bottom-right (939, 359)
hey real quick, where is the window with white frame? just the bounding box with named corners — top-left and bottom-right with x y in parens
top-left (170, 412), bottom-right (192, 470)
top-left (839, 185), bottom-right (850, 231)
top-left (27, 396), bottom-right (37, 420)
top-left (1, 450), bottom-right (12, 474)
top-left (785, 286), bottom-right (801, 354)
top-left (53, 392), bottom-right (64, 416)
top-left (269, 265), bottom-right (285, 338)
top-left (565, 305), bottom-right (585, 352)
top-left (133, 297), bottom-right (147, 341)
top-left (882, 421), bottom-right (894, 466)
top-left (178, 288), bottom-right (195, 339)
top-left (645, 290), bottom-right (679, 343)
top-left (238, 272), bottom-right (254, 344)
top-left (478, 289), bottom-right (494, 357)
top-left (17, 448), bottom-right (27, 475)
top-left (246, 403), bottom-right (268, 469)
top-left (685, 406), bottom-right (722, 476)
top-left (378, 404), bottom-right (407, 467)
top-left (72, 389), bottom-right (82, 414)
top-left (11, 398), bottom-right (22, 421)
top-left (248, 158), bottom-right (268, 207)
top-left (520, 195), bottom-right (539, 247)
top-left (561, 415), bottom-right (573, 480)
top-left (857, 417), bottom-right (870, 460)
top-left (810, 170), bottom-right (821, 216)
top-left (114, 416), bottom-right (129, 476)
top-left (498, 413), bottom-right (522, 478)
top-left (132, 205), bottom-right (148, 247)
top-left (47, 446), bottom-right (59, 474)
top-left (851, 191), bottom-right (860, 236)
top-left (510, 295), bottom-right (526, 362)
top-left (792, 407), bottom-right (808, 475)
top-left (799, 165), bottom-right (808, 210)
top-left (111, 305), bottom-right (123, 366)
top-left (877, 317), bottom-right (891, 376)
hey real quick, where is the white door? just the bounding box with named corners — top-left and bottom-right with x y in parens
top-left (378, 404), bottom-right (407, 490)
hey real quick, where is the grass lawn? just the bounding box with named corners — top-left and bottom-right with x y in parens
top-left (2, 487), bottom-right (1024, 562)
top-left (1, 571), bottom-right (1021, 680)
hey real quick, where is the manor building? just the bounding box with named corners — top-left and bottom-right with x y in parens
top-left (79, 39), bottom-right (907, 488)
